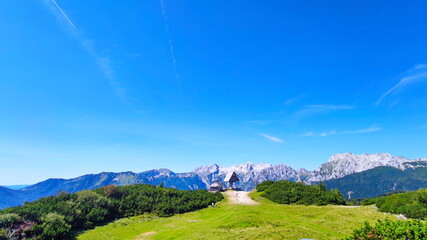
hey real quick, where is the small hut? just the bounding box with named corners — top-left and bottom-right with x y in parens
top-left (209, 180), bottom-right (223, 192)
top-left (224, 171), bottom-right (240, 189)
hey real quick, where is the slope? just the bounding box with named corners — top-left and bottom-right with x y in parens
top-left (78, 192), bottom-right (396, 240)
top-left (324, 166), bottom-right (427, 199)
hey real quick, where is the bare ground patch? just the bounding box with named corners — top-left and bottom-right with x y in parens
top-left (135, 231), bottom-right (156, 240)
top-left (225, 191), bottom-right (259, 205)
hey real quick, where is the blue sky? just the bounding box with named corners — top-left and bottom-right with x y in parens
top-left (1, 0), bottom-right (427, 185)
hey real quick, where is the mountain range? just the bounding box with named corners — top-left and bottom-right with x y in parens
top-left (1, 152), bottom-right (427, 209)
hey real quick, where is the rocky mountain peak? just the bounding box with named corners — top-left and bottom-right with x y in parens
top-left (193, 164), bottom-right (219, 174)
top-left (309, 153), bottom-right (419, 182)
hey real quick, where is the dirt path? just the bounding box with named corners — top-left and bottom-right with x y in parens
top-left (135, 231), bottom-right (155, 240)
top-left (224, 190), bottom-right (259, 205)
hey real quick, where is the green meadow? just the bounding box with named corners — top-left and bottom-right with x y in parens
top-left (78, 192), bottom-right (396, 240)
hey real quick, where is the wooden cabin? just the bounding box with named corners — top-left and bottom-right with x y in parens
top-left (224, 171), bottom-right (240, 189)
top-left (209, 180), bottom-right (223, 192)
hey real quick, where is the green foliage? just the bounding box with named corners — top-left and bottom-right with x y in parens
top-left (40, 213), bottom-right (72, 240)
top-left (0, 229), bottom-right (6, 240)
top-left (360, 198), bottom-right (377, 206)
top-left (256, 180), bottom-right (274, 192)
top-left (0, 213), bottom-right (37, 240)
top-left (346, 199), bottom-right (363, 206)
top-left (0, 213), bottom-right (21, 228)
top-left (416, 189), bottom-right (427, 204)
top-left (260, 180), bottom-right (346, 206)
top-left (324, 166), bottom-right (427, 199)
top-left (364, 189), bottom-right (427, 219)
top-left (0, 184), bottom-right (223, 239)
top-left (346, 219), bottom-right (427, 240)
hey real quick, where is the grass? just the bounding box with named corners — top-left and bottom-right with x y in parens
top-left (78, 191), bottom-right (396, 240)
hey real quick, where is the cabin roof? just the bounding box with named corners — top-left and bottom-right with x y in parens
top-left (224, 172), bottom-right (240, 182)
top-left (209, 182), bottom-right (222, 188)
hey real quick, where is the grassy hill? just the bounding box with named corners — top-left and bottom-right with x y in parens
top-left (78, 191), bottom-right (396, 240)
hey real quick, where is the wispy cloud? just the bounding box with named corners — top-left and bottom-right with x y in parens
top-left (81, 40), bottom-right (127, 101)
top-left (304, 105), bottom-right (356, 110)
top-left (319, 130), bottom-right (336, 137)
top-left (294, 104), bottom-right (356, 119)
top-left (376, 64), bottom-right (427, 106)
top-left (43, 0), bottom-right (127, 101)
top-left (389, 98), bottom-right (400, 108)
top-left (160, 0), bottom-right (181, 90)
top-left (247, 120), bottom-right (273, 125)
top-left (300, 131), bottom-right (315, 137)
top-left (301, 126), bottom-right (381, 137)
top-left (283, 98), bottom-right (295, 105)
top-left (283, 95), bottom-right (305, 106)
top-left (260, 133), bottom-right (284, 143)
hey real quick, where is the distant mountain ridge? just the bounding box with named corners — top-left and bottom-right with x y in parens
top-left (193, 162), bottom-right (309, 190)
top-left (1, 152), bottom-right (426, 209)
top-left (308, 153), bottom-right (425, 182)
top-left (1, 185), bottom-right (29, 190)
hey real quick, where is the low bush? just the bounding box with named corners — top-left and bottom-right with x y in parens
top-left (256, 180), bottom-right (274, 192)
top-left (258, 180), bottom-right (345, 206)
top-left (346, 219), bottom-right (427, 240)
top-left (362, 189), bottom-right (427, 219)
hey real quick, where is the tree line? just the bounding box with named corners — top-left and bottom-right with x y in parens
top-left (0, 184), bottom-right (223, 239)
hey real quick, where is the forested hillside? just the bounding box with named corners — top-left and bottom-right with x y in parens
top-left (323, 166), bottom-right (427, 199)
top-left (0, 184), bottom-right (223, 240)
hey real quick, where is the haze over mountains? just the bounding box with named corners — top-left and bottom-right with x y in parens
top-left (1, 153), bottom-right (427, 209)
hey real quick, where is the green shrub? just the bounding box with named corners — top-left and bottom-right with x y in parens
top-left (40, 213), bottom-right (72, 240)
top-left (0, 229), bottom-right (7, 240)
top-left (346, 219), bottom-right (427, 240)
top-left (416, 189), bottom-right (427, 204)
top-left (0, 213), bottom-right (21, 228)
top-left (364, 189), bottom-right (427, 219)
top-left (260, 180), bottom-right (345, 206)
top-left (256, 180), bottom-right (275, 192)
top-left (360, 198), bottom-right (377, 206)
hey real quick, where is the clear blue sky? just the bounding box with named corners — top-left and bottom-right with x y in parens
top-left (1, 0), bottom-right (427, 185)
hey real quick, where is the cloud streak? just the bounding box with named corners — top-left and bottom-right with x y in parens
top-left (304, 105), bottom-right (356, 110)
top-left (294, 104), bottom-right (356, 119)
top-left (81, 40), bottom-right (127, 101)
top-left (44, 0), bottom-right (126, 101)
top-left (247, 120), bottom-right (274, 125)
top-left (301, 126), bottom-right (381, 137)
top-left (376, 64), bottom-right (427, 106)
top-left (50, 0), bottom-right (77, 30)
top-left (260, 133), bottom-right (284, 143)
top-left (160, 0), bottom-right (181, 90)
